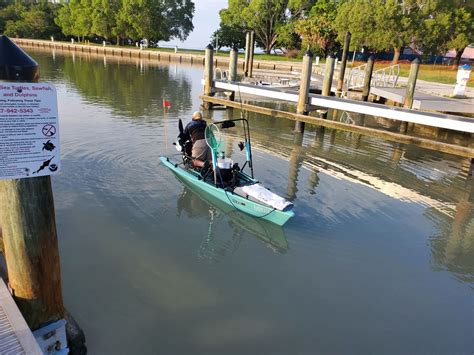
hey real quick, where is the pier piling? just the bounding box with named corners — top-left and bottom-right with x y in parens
top-left (248, 31), bottom-right (255, 78)
top-left (295, 51), bottom-right (313, 133)
top-left (203, 44), bottom-right (214, 109)
top-left (336, 32), bottom-right (351, 97)
top-left (403, 57), bottom-right (421, 109)
top-left (321, 54), bottom-right (336, 119)
top-left (0, 36), bottom-right (64, 330)
top-left (362, 55), bottom-right (375, 102)
top-left (228, 47), bottom-right (238, 101)
top-left (322, 54), bottom-right (336, 97)
top-left (244, 31), bottom-right (250, 77)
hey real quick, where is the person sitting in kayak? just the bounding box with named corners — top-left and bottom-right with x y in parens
top-left (184, 111), bottom-right (211, 168)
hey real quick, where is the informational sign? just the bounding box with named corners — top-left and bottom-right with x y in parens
top-left (0, 82), bottom-right (60, 180)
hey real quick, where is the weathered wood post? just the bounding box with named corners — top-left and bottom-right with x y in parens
top-left (336, 32), bottom-right (351, 97)
top-left (361, 55), bottom-right (375, 102)
top-left (322, 54), bottom-right (336, 97)
top-left (0, 35), bottom-right (64, 330)
top-left (295, 51), bottom-right (313, 133)
top-left (203, 44), bottom-right (214, 109)
top-left (229, 47), bottom-right (238, 82)
top-left (228, 47), bottom-right (238, 101)
top-left (248, 31), bottom-right (256, 78)
top-left (403, 57), bottom-right (420, 109)
top-left (244, 31), bottom-right (251, 77)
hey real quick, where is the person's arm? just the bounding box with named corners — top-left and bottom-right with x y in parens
top-left (183, 122), bottom-right (191, 142)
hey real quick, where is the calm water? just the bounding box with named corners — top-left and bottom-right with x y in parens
top-left (31, 49), bottom-right (473, 354)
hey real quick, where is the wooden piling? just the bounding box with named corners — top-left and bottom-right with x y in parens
top-left (248, 31), bottom-right (255, 78)
top-left (244, 31), bottom-right (250, 77)
top-left (0, 36), bottom-right (64, 330)
top-left (322, 54), bottom-right (335, 97)
top-left (403, 57), bottom-right (420, 109)
top-left (203, 44), bottom-right (214, 109)
top-left (0, 178), bottom-right (64, 330)
top-left (229, 47), bottom-right (238, 82)
top-left (362, 55), bottom-right (375, 102)
top-left (320, 54), bottom-right (336, 119)
top-left (295, 51), bottom-right (313, 133)
top-left (336, 32), bottom-right (351, 97)
top-left (229, 47), bottom-right (238, 101)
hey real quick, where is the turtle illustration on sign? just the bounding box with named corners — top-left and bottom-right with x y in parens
top-left (33, 156), bottom-right (55, 174)
top-left (42, 140), bottom-right (55, 151)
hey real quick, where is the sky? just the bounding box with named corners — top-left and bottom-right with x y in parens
top-left (160, 0), bottom-right (228, 50)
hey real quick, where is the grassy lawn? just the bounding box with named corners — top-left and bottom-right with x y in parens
top-left (354, 61), bottom-right (473, 87)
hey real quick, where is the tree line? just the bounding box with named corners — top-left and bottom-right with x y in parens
top-left (0, 0), bottom-right (195, 45)
top-left (212, 0), bottom-right (474, 65)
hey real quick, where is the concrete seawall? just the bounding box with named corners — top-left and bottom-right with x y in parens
top-left (13, 38), bottom-right (304, 73)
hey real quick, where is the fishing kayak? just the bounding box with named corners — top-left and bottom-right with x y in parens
top-left (160, 156), bottom-right (295, 226)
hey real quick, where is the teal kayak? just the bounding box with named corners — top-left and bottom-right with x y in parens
top-left (177, 177), bottom-right (289, 252)
top-left (160, 156), bottom-right (295, 226)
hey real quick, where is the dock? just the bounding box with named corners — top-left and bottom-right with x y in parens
top-left (207, 80), bottom-right (474, 134)
top-left (371, 87), bottom-right (474, 114)
top-left (0, 279), bottom-right (42, 354)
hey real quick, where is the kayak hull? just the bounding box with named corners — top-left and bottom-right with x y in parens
top-left (160, 156), bottom-right (294, 226)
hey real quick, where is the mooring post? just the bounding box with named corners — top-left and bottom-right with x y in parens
top-left (403, 57), bottom-right (420, 109)
top-left (336, 32), bottom-right (351, 97)
top-left (228, 47), bottom-right (238, 101)
top-left (361, 55), bottom-right (375, 102)
top-left (203, 44), bottom-right (214, 109)
top-left (244, 31), bottom-right (250, 77)
top-left (322, 54), bottom-right (335, 97)
top-left (295, 50), bottom-right (313, 133)
top-left (248, 31), bottom-right (256, 78)
top-left (229, 47), bottom-right (238, 82)
top-left (320, 54), bottom-right (336, 119)
top-left (0, 36), bottom-right (64, 330)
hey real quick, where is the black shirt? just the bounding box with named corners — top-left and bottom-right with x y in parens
top-left (184, 119), bottom-right (207, 143)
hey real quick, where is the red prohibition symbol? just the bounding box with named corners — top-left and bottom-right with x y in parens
top-left (42, 124), bottom-right (56, 137)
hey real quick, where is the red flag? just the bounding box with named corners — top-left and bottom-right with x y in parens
top-left (163, 98), bottom-right (171, 109)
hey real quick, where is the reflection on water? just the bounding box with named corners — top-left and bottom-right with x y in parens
top-left (177, 179), bottom-right (289, 260)
top-left (23, 48), bottom-right (474, 354)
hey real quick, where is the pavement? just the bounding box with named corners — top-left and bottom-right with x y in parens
top-left (397, 76), bottom-right (474, 103)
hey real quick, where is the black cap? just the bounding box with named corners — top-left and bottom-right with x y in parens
top-left (206, 44), bottom-right (214, 50)
top-left (0, 36), bottom-right (39, 81)
top-left (305, 50), bottom-right (313, 57)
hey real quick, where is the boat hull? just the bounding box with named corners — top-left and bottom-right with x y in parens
top-left (160, 157), bottom-right (294, 226)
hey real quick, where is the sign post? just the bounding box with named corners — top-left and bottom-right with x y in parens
top-left (0, 35), bottom-right (64, 331)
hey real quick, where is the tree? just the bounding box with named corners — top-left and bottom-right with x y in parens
top-left (294, 0), bottom-right (339, 56)
top-left (211, 23), bottom-right (246, 50)
top-left (220, 0), bottom-right (289, 54)
top-left (335, 0), bottom-right (423, 63)
top-left (0, 2), bottom-right (26, 34)
top-left (3, 2), bottom-right (61, 39)
top-left (419, 0), bottom-right (473, 66)
top-left (55, 0), bottom-right (93, 41)
top-left (91, 0), bottom-right (120, 41)
top-left (56, 0), bottom-right (194, 44)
